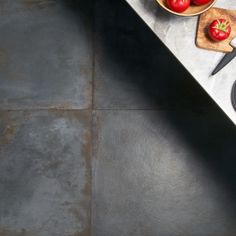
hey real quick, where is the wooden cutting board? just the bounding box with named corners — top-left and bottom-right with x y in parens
top-left (196, 7), bottom-right (236, 53)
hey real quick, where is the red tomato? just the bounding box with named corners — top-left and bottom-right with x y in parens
top-left (167, 0), bottom-right (190, 13)
top-left (208, 19), bottom-right (231, 41)
top-left (192, 0), bottom-right (212, 5)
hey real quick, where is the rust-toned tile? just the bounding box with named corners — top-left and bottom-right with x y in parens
top-left (0, 110), bottom-right (91, 236)
top-left (0, 0), bottom-right (93, 109)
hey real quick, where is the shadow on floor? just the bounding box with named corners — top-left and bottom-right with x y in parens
top-left (65, 0), bottom-right (236, 219)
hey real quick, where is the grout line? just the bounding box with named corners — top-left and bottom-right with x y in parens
top-left (91, 0), bottom-right (96, 111)
top-left (92, 107), bottom-right (217, 111)
top-left (90, 110), bottom-right (95, 236)
top-left (89, 110), bottom-right (93, 236)
top-left (90, 0), bottom-right (96, 235)
top-left (0, 108), bottom-right (92, 112)
top-left (0, 107), bottom-right (217, 112)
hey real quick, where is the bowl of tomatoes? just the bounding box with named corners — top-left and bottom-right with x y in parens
top-left (156, 0), bottom-right (217, 16)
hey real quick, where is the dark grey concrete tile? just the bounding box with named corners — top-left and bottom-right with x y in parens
top-left (92, 110), bottom-right (236, 236)
top-left (0, 110), bottom-right (91, 236)
top-left (0, 0), bottom-right (93, 109)
top-left (94, 0), bottom-right (215, 110)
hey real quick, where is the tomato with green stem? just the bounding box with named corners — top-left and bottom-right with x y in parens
top-left (208, 19), bottom-right (231, 41)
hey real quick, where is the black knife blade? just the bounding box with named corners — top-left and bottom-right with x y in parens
top-left (212, 48), bottom-right (236, 76)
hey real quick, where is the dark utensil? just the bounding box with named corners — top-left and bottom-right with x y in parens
top-left (231, 81), bottom-right (236, 111)
top-left (212, 37), bottom-right (236, 76)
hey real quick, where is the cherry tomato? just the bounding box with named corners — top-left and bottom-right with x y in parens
top-left (192, 0), bottom-right (212, 5)
top-left (208, 19), bottom-right (231, 41)
top-left (167, 0), bottom-right (190, 13)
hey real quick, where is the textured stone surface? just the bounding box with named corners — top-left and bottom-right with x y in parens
top-left (93, 110), bottom-right (236, 236)
top-left (0, 0), bottom-right (93, 109)
top-left (125, 0), bottom-right (236, 124)
top-left (0, 111), bottom-right (91, 236)
top-left (94, 0), bottom-right (214, 109)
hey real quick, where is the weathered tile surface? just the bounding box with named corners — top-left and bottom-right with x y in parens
top-left (93, 110), bottom-right (236, 236)
top-left (0, 0), bottom-right (93, 109)
top-left (94, 0), bottom-right (215, 109)
top-left (0, 111), bottom-right (91, 236)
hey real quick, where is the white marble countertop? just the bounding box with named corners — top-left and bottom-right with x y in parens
top-left (125, 0), bottom-right (236, 124)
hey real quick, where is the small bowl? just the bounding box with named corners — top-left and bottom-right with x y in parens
top-left (155, 0), bottom-right (217, 17)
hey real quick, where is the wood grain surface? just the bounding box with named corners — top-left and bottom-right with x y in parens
top-left (196, 7), bottom-right (236, 53)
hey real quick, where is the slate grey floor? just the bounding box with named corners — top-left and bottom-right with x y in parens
top-left (0, 111), bottom-right (91, 236)
top-left (0, 0), bottom-right (93, 109)
top-left (0, 0), bottom-right (236, 236)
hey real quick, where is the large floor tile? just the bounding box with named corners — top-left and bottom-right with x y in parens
top-left (0, 110), bottom-right (91, 236)
top-left (0, 0), bottom-right (93, 109)
top-left (92, 110), bottom-right (236, 236)
top-left (94, 0), bottom-right (215, 110)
